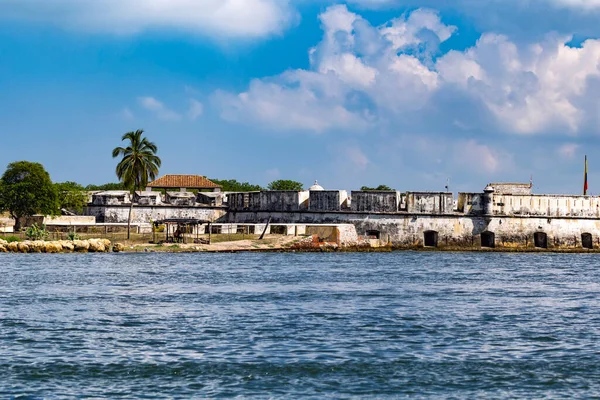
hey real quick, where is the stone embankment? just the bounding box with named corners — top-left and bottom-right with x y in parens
top-left (0, 239), bottom-right (125, 253)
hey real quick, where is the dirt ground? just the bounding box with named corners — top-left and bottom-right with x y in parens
top-left (122, 234), bottom-right (306, 253)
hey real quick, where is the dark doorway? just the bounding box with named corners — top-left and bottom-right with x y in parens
top-left (366, 230), bottom-right (381, 239)
top-left (481, 231), bottom-right (495, 248)
top-left (424, 231), bottom-right (438, 247)
top-left (534, 232), bottom-right (548, 249)
top-left (270, 225), bottom-right (287, 235)
top-left (582, 233), bottom-right (593, 249)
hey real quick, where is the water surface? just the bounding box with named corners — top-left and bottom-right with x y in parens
top-left (1, 252), bottom-right (600, 398)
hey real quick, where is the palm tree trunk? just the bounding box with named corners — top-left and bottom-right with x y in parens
top-left (127, 200), bottom-right (133, 240)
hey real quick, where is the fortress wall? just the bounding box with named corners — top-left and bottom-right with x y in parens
top-left (492, 194), bottom-right (600, 218)
top-left (309, 190), bottom-right (347, 211)
top-left (85, 205), bottom-right (226, 224)
top-left (405, 192), bottom-right (454, 214)
top-left (351, 191), bottom-right (399, 212)
top-left (224, 211), bottom-right (600, 249)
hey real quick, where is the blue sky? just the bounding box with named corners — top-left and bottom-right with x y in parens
top-left (2, 0), bottom-right (600, 194)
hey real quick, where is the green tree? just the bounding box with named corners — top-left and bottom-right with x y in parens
top-left (210, 179), bottom-right (263, 192)
top-left (360, 185), bottom-right (394, 191)
top-left (267, 180), bottom-right (304, 191)
top-left (112, 129), bottom-right (161, 239)
top-left (0, 161), bottom-right (59, 229)
top-left (55, 181), bottom-right (88, 213)
top-left (85, 182), bottom-right (126, 191)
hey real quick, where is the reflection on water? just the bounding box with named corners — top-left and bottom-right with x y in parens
top-left (1, 252), bottom-right (600, 398)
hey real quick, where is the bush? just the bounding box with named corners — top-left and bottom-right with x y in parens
top-left (67, 231), bottom-right (81, 241)
top-left (25, 223), bottom-right (49, 241)
top-left (3, 235), bottom-right (20, 243)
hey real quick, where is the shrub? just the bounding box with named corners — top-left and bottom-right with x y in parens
top-left (67, 231), bottom-right (81, 241)
top-left (3, 235), bottom-right (20, 243)
top-left (25, 223), bottom-right (49, 241)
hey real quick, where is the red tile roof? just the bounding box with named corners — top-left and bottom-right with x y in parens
top-left (147, 175), bottom-right (221, 189)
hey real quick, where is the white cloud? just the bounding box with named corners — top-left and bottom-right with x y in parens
top-left (342, 145), bottom-right (370, 170)
top-left (453, 140), bottom-right (503, 174)
top-left (215, 69), bottom-right (368, 133)
top-left (138, 96), bottom-right (181, 121)
top-left (558, 143), bottom-right (580, 159)
top-left (187, 99), bottom-right (204, 120)
top-left (216, 5), bottom-right (600, 137)
top-left (119, 107), bottom-right (134, 121)
top-left (0, 0), bottom-right (295, 38)
top-left (552, 0), bottom-right (600, 9)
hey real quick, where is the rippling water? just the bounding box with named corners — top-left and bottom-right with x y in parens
top-left (2, 252), bottom-right (600, 398)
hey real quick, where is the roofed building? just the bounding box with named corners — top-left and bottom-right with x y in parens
top-left (147, 175), bottom-right (222, 192)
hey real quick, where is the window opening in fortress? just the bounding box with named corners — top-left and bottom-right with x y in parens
top-left (582, 233), bottom-right (593, 249)
top-left (424, 231), bottom-right (438, 247)
top-left (534, 232), bottom-right (548, 249)
top-left (366, 230), bottom-right (381, 239)
top-left (481, 231), bottom-right (495, 248)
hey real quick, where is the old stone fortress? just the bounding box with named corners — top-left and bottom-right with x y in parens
top-left (74, 174), bottom-right (600, 250)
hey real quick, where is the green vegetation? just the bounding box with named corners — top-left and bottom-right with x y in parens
top-left (85, 182), bottom-right (126, 191)
top-left (67, 231), bottom-right (81, 241)
top-left (55, 181), bottom-right (88, 213)
top-left (112, 129), bottom-right (161, 240)
top-left (267, 179), bottom-right (304, 191)
top-left (0, 161), bottom-right (59, 229)
top-left (210, 179), bottom-right (263, 192)
top-left (360, 185), bottom-right (394, 191)
top-left (25, 223), bottom-right (49, 240)
top-left (1, 235), bottom-right (20, 243)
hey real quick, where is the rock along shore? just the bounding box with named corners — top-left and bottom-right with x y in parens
top-left (0, 239), bottom-right (125, 253)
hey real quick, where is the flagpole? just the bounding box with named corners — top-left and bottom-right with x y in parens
top-left (584, 155), bottom-right (588, 196)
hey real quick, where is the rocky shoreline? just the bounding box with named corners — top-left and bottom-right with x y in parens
top-left (0, 239), bottom-right (125, 253)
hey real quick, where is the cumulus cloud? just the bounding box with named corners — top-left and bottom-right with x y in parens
top-left (558, 143), bottom-right (580, 159)
top-left (187, 99), bottom-right (204, 120)
top-left (138, 96), bottom-right (181, 121)
top-left (0, 0), bottom-right (295, 38)
top-left (216, 4), bottom-right (600, 137)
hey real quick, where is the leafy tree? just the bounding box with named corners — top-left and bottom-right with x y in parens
top-left (360, 185), bottom-right (394, 191)
top-left (267, 180), bottom-right (304, 191)
top-left (55, 181), bottom-right (88, 213)
top-left (85, 182), bottom-right (126, 191)
top-left (0, 161), bottom-right (59, 229)
top-left (112, 129), bottom-right (161, 239)
top-left (210, 179), bottom-right (263, 192)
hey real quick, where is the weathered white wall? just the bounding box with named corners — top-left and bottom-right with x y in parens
top-left (225, 210), bottom-right (600, 248)
top-left (85, 205), bottom-right (226, 224)
top-left (492, 194), bottom-right (600, 218)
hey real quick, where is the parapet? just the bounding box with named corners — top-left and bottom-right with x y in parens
top-left (404, 192), bottom-right (454, 214)
top-left (351, 191), bottom-right (400, 213)
top-left (488, 183), bottom-right (532, 195)
top-left (91, 191), bottom-right (131, 206)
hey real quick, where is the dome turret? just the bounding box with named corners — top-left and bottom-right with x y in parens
top-left (309, 180), bottom-right (324, 191)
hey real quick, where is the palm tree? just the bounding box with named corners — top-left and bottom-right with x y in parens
top-left (112, 129), bottom-right (161, 240)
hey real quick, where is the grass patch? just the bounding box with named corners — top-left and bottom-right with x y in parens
top-left (0, 235), bottom-right (20, 243)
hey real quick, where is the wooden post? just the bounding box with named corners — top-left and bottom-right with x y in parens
top-left (259, 217), bottom-right (272, 240)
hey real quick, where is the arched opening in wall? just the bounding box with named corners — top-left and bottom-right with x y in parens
top-left (366, 230), bottom-right (381, 239)
top-left (481, 231), bottom-right (495, 248)
top-left (534, 232), bottom-right (548, 249)
top-left (582, 233), bottom-right (593, 249)
top-left (424, 231), bottom-right (438, 247)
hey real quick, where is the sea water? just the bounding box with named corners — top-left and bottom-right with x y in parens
top-left (1, 252), bottom-right (600, 398)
